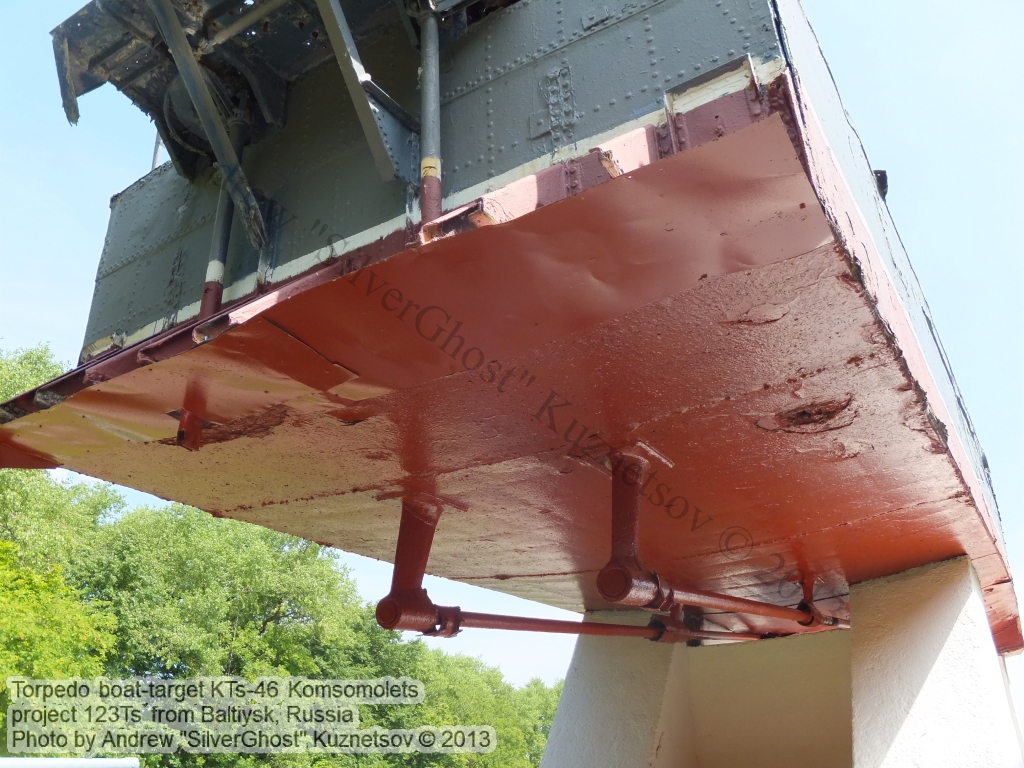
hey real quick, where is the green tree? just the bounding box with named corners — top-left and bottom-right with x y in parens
top-left (76, 504), bottom-right (365, 680)
top-left (407, 651), bottom-right (562, 768)
top-left (0, 468), bottom-right (123, 572)
top-left (0, 345), bottom-right (64, 402)
top-left (0, 346), bottom-right (562, 766)
top-left (0, 541), bottom-right (117, 749)
top-left (510, 679), bottom-right (562, 766)
top-left (73, 505), bottom-right (560, 767)
top-left (0, 541), bottom-right (116, 678)
top-left (0, 346), bottom-right (117, 571)
top-left (0, 345), bottom-right (121, 748)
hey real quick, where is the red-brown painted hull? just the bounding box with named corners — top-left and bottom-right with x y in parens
top-left (3, 109), bottom-right (1018, 650)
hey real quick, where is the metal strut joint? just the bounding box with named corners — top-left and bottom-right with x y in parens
top-left (374, 496), bottom-right (767, 644)
top-left (596, 448), bottom-right (850, 630)
top-left (146, 0), bottom-right (268, 252)
top-left (315, 0), bottom-right (420, 184)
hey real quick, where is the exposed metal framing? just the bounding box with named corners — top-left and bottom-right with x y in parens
top-left (146, 0), bottom-right (268, 251)
top-left (201, 0), bottom-right (293, 52)
top-left (392, 0), bottom-right (420, 47)
top-left (52, 34), bottom-right (80, 124)
top-left (314, 0), bottom-right (420, 183)
top-left (217, 46), bottom-right (288, 128)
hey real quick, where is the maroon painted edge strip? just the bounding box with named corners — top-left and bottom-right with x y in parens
top-left (0, 80), bottom-right (789, 434)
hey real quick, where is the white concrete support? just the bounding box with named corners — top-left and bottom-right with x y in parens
top-left (540, 612), bottom-right (695, 768)
top-left (685, 629), bottom-right (851, 767)
top-left (1000, 657), bottom-right (1024, 753)
top-left (541, 560), bottom-right (1023, 767)
top-left (851, 557), bottom-right (1024, 768)
top-left (541, 612), bottom-right (851, 768)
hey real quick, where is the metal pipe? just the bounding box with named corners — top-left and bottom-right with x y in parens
top-left (202, 0), bottom-right (292, 52)
top-left (200, 188), bottom-right (233, 318)
top-left (375, 498), bottom-right (447, 633)
top-left (667, 584), bottom-right (817, 625)
top-left (457, 612), bottom-right (762, 642)
top-left (175, 379), bottom-right (207, 451)
top-left (200, 115), bottom-right (249, 318)
top-left (151, 132), bottom-right (165, 170)
top-left (390, 499), bottom-right (440, 593)
top-left (419, 12), bottom-right (442, 223)
top-left (460, 612), bottom-right (661, 637)
top-left (597, 448), bottom-right (849, 630)
top-left (596, 449), bottom-right (659, 604)
top-left (146, 0), bottom-right (267, 251)
top-left (611, 451), bottom-right (646, 564)
top-left (374, 495), bottom-right (769, 643)
top-left (372, 481), bottom-right (813, 642)
top-left (660, 566), bottom-right (848, 628)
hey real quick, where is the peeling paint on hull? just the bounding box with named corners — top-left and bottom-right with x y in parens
top-left (2, 104), bottom-right (1018, 650)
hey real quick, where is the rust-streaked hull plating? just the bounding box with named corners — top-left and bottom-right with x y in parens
top-left (3, 79), bottom-right (1018, 651)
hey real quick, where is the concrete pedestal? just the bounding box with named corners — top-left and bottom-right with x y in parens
top-left (540, 559), bottom-right (1022, 768)
top-left (540, 613), bottom-right (851, 768)
top-left (539, 612), bottom-right (687, 768)
top-left (851, 557), bottom-right (1023, 768)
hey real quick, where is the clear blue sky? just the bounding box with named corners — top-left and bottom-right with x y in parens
top-left (1, 0), bottom-right (1021, 700)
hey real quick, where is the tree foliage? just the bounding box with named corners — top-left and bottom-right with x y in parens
top-left (0, 541), bottom-right (118, 741)
top-left (0, 345), bottom-right (64, 402)
top-left (0, 346), bottom-right (119, 743)
top-left (0, 346), bottom-right (563, 766)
